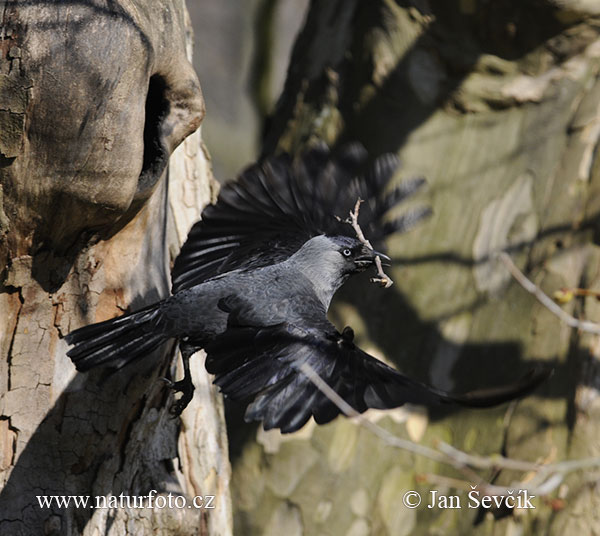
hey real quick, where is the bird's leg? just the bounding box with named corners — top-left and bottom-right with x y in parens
top-left (168, 344), bottom-right (197, 416)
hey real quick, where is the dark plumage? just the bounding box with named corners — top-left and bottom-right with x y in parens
top-left (65, 143), bottom-right (549, 432)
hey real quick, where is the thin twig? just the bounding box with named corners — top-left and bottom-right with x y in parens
top-left (345, 198), bottom-right (394, 288)
top-left (419, 473), bottom-right (512, 496)
top-left (299, 362), bottom-right (446, 462)
top-left (554, 287), bottom-right (600, 304)
top-left (299, 361), bottom-right (600, 497)
top-left (434, 440), bottom-right (541, 473)
top-left (498, 252), bottom-right (600, 335)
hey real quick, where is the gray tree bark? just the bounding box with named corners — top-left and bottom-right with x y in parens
top-left (0, 2), bottom-right (231, 535)
top-left (229, 1), bottom-right (600, 534)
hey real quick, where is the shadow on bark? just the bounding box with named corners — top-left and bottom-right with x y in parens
top-left (0, 328), bottom-right (189, 533)
top-left (263, 0), bottom-right (569, 157)
top-left (2, 1), bottom-right (200, 292)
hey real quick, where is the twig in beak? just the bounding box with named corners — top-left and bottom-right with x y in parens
top-left (345, 198), bottom-right (394, 288)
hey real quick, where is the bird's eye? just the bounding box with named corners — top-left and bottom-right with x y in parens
top-left (342, 248), bottom-right (352, 257)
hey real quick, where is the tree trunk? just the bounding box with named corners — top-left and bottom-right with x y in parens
top-left (0, 2), bottom-right (231, 535)
top-left (229, 1), bottom-right (600, 534)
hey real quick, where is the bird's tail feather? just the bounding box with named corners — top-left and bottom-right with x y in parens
top-left (65, 304), bottom-right (166, 371)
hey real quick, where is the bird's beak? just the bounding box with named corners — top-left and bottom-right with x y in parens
top-left (356, 249), bottom-right (391, 266)
top-left (373, 250), bottom-right (392, 266)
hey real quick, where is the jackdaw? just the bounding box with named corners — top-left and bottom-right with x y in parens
top-left (65, 143), bottom-right (549, 433)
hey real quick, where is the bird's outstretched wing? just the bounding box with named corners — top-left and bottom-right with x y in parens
top-left (171, 142), bottom-right (430, 292)
top-left (204, 299), bottom-right (551, 434)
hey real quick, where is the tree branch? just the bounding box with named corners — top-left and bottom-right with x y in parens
top-left (299, 361), bottom-right (600, 497)
top-left (498, 252), bottom-right (600, 335)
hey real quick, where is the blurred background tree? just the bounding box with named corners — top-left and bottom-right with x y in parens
top-left (189, 0), bottom-right (309, 179)
top-left (189, 1), bottom-right (600, 534)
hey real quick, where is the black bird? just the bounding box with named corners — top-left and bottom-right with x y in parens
top-left (66, 143), bottom-right (549, 433)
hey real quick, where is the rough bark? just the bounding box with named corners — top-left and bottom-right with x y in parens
top-left (0, 2), bottom-right (231, 535)
top-left (229, 1), bottom-right (600, 535)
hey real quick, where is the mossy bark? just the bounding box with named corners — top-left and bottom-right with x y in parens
top-left (230, 2), bottom-right (600, 534)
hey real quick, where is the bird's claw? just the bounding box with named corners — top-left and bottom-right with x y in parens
top-left (170, 398), bottom-right (189, 417)
top-left (163, 377), bottom-right (195, 417)
top-left (159, 376), bottom-right (174, 388)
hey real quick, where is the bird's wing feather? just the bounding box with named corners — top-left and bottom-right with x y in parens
top-left (171, 142), bottom-right (430, 292)
top-left (204, 298), bottom-right (550, 433)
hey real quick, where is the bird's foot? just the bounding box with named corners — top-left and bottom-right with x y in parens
top-left (159, 377), bottom-right (174, 388)
top-left (161, 377), bottom-right (196, 416)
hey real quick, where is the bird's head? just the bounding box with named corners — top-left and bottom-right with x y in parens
top-left (290, 235), bottom-right (391, 307)
top-left (325, 235), bottom-right (391, 275)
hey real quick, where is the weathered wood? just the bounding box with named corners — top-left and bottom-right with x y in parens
top-left (0, 2), bottom-right (231, 535)
top-left (230, 2), bottom-right (600, 534)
